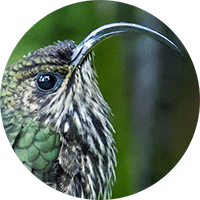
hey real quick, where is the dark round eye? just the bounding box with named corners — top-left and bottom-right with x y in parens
top-left (35, 72), bottom-right (63, 92)
top-left (37, 74), bottom-right (57, 90)
top-left (35, 72), bottom-right (65, 93)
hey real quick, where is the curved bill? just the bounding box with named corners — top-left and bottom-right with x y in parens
top-left (70, 22), bottom-right (182, 67)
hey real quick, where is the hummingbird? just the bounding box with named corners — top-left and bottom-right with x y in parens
top-left (0, 22), bottom-right (181, 199)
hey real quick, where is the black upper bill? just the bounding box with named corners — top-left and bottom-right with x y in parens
top-left (70, 22), bottom-right (182, 67)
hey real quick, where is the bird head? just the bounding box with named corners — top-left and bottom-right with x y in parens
top-left (1, 22), bottom-right (181, 132)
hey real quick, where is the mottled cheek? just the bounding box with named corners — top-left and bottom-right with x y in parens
top-left (19, 79), bottom-right (41, 112)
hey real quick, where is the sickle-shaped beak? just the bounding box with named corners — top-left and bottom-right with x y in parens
top-left (70, 22), bottom-right (182, 67)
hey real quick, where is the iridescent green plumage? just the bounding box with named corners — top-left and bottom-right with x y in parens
top-left (0, 49), bottom-right (66, 180)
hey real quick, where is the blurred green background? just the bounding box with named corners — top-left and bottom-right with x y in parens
top-left (6, 0), bottom-right (199, 199)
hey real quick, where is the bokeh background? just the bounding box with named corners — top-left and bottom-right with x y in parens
top-left (5, 0), bottom-right (199, 199)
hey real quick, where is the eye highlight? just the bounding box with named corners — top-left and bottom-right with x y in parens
top-left (35, 72), bottom-right (64, 92)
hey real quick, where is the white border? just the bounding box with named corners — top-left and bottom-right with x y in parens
top-left (0, 1), bottom-right (199, 200)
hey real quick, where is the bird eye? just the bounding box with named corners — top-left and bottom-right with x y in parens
top-left (35, 72), bottom-right (63, 92)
